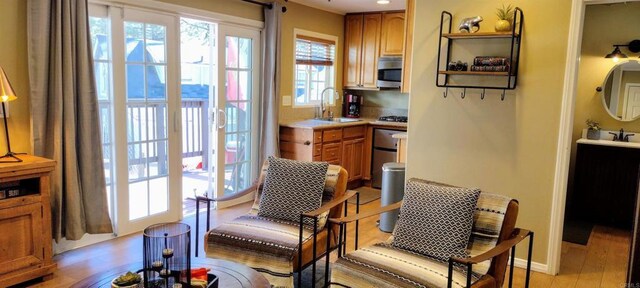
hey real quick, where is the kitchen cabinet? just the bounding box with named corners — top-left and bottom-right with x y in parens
top-left (280, 124), bottom-right (366, 184)
top-left (344, 14), bottom-right (381, 89)
top-left (0, 156), bottom-right (56, 287)
top-left (380, 12), bottom-right (405, 56)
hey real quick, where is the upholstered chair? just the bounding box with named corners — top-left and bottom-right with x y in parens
top-left (195, 158), bottom-right (354, 287)
top-left (329, 179), bottom-right (533, 288)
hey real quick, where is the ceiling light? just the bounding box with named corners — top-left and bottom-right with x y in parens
top-left (377, 0), bottom-right (390, 4)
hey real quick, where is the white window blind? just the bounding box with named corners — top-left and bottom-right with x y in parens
top-left (295, 35), bottom-right (336, 66)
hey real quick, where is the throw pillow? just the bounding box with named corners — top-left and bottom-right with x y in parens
top-left (392, 178), bottom-right (480, 261)
top-left (257, 157), bottom-right (329, 226)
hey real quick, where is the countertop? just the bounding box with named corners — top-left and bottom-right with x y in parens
top-left (392, 132), bottom-right (407, 139)
top-left (280, 118), bottom-right (408, 129)
top-left (577, 138), bottom-right (640, 149)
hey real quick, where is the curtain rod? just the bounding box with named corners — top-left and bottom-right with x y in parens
top-left (241, 0), bottom-right (288, 13)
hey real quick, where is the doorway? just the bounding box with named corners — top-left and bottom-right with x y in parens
top-left (555, 1), bottom-right (640, 283)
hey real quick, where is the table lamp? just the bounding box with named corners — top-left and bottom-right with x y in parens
top-left (0, 66), bottom-right (24, 163)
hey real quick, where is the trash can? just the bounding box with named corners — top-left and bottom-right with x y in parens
top-left (379, 162), bottom-right (406, 232)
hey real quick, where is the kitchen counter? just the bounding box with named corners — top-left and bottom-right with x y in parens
top-left (280, 118), bottom-right (408, 129)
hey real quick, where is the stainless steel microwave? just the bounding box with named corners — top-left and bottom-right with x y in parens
top-left (377, 56), bottom-right (402, 89)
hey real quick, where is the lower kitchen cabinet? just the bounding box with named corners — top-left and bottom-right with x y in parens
top-left (343, 138), bottom-right (365, 181)
top-left (280, 125), bottom-right (365, 184)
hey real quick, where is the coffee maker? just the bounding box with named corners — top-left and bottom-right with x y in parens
top-left (343, 93), bottom-right (362, 118)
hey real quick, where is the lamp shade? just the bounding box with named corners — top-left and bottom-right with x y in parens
top-left (0, 67), bottom-right (17, 103)
top-left (605, 46), bottom-right (628, 61)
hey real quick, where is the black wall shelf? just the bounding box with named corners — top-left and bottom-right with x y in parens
top-left (436, 8), bottom-right (524, 100)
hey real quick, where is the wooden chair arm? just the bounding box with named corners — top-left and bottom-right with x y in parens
top-left (451, 228), bottom-right (532, 265)
top-left (329, 201), bottom-right (403, 224)
top-left (195, 185), bottom-right (256, 203)
top-left (302, 190), bottom-right (357, 218)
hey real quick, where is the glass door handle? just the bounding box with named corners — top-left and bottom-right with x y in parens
top-left (217, 108), bottom-right (227, 129)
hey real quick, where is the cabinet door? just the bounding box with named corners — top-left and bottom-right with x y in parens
top-left (0, 203), bottom-right (44, 275)
top-left (361, 14), bottom-right (382, 88)
top-left (380, 12), bottom-right (406, 57)
top-left (344, 14), bottom-right (363, 88)
top-left (342, 138), bottom-right (365, 181)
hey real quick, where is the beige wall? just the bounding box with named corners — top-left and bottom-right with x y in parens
top-left (0, 0), bottom-right (32, 154)
top-left (358, 90), bottom-right (409, 109)
top-left (279, 2), bottom-right (345, 122)
top-left (568, 3), bottom-right (640, 198)
top-left (408, 0), bottom-right (572, 264)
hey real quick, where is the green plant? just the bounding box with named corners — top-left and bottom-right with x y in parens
top-left (113, 271), bottom-right (141, 286)
top-left (496, 4), bottom-right (514, 21)
top-left (586, 119), bottom-right (601, 131)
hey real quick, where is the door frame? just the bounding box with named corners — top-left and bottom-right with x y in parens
top-left (550, 0), bottom-right (640, 275)
top-left (111, 7), bottom-right (183, 236)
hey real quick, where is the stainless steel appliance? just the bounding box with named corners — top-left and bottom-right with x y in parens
top-left (372, 128), bottom-right (401, 188)
top-left (377, 56), bottom-right (402, 89)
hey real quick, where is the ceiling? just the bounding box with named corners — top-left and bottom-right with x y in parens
top-left (289, 0), bottom-right (406, 14)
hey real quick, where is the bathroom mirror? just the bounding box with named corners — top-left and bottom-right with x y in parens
top-left (601, 60), bottom-right (640, 122)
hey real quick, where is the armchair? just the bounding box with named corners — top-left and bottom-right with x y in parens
top-left (329, 179), bottom-right (533, 288)
top-left (197, 160), bottom-right (357, 288)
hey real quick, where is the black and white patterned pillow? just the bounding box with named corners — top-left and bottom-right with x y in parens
top-left (257, 157), bottom-right (329, 226)
top-left (392, 179), bottom-right (480, 261)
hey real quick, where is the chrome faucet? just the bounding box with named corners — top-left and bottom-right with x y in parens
top-left (318, 87), bottom-right (337, 119)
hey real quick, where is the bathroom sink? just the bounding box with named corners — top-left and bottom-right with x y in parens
top-left (314, 117), bottom-right (362, 123)
top-left (577, 138), bottom-right (640, 149)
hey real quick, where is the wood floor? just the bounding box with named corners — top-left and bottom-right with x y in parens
top-left (23, 199), bottom-right (630, 288)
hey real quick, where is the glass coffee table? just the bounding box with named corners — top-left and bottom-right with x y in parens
top-left (71, 258), bottom-right (270, 288)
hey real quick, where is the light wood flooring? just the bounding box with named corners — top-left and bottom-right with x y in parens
top-left (24, 199), bottom-right (631, 288)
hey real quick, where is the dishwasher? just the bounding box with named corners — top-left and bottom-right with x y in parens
top-left (372, 129), bottom-right (401, 188)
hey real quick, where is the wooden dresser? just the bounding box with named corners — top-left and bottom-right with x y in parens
top-left (0, 155), bottom-right (56, 287)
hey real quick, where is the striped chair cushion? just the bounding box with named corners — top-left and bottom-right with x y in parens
top-left (331, 243), bottom-right (481, 288)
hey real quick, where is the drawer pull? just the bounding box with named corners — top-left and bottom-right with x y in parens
top-left (304, 141), bottom-right (311, 145)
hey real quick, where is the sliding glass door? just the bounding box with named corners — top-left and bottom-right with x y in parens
top-left (89, 5), bottom-right (260, 233)
top-left (216, 26), bottom-right (260, 208)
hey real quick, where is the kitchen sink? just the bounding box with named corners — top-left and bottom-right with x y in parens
top-left (314, 117), bottom-right (362, 123)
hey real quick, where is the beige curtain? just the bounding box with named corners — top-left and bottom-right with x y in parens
top-left (27, 0), bottom-right (113, 241)
top-left (258, 2), bottom-right (282, 167)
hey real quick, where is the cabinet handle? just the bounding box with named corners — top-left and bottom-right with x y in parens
top-left (304, 141), bottom-right (311, 145)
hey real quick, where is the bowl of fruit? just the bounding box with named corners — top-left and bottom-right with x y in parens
top-left (111, 271), bottom-right (142, 288)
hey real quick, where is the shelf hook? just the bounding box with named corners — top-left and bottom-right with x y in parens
top-left (481, 89), bottom-right (486, 100)
top-left (501, 90), bottom-right (506, 101)
top-left (461, 88), bottom-right (466, 99)
top-left (443, 88), bottom-right (448, 98)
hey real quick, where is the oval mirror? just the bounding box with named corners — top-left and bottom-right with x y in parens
top-left (601, 60), bottom-right (640, 121)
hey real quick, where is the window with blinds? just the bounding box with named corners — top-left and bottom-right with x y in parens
top-left (294, 32), bottom-right (337, 106)
top-left (295, 35), bottom-right (336, 66)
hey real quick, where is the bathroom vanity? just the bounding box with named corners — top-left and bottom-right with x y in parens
top-left (571, 138), bottom-right (640, 228)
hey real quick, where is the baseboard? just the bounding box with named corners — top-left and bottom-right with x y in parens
top-left (510, 257), bottom-right (549, 274)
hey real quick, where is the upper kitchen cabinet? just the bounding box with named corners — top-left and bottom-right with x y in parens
top-left (344, 14), bottom-right (382, 89)
top-left (380, 12), bottom-right (406, 56)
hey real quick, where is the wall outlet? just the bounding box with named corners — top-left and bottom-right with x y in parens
top-left (282, 95), bottom-right (292, 106)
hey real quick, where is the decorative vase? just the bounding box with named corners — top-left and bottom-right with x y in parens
top-left (494, 20), bottom-right (512, 32)
top-left (587, 129), bottom-right (600, 140)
